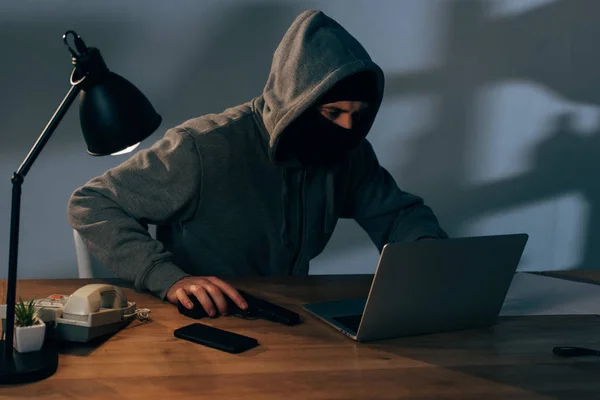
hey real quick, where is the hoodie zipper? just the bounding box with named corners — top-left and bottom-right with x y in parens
top-left (289, 170), bottom-right (307, 274)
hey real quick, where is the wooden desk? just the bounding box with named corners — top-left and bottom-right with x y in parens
top-left (1, 272), bottom-right (600, 400)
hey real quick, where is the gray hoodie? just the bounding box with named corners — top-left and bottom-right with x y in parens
top-left (67, 10), bottom-right (447, 299)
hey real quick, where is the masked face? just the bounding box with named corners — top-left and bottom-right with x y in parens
top-left (278, 102), bottom-right (373, 166)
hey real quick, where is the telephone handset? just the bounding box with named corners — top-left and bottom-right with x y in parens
top-left (60, 284), bottom-right (129, 321)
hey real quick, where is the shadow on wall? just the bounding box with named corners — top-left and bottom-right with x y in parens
top-left (0, 1), bottom-right (302, 279)
top-left (326, 0), bottom-right (600, 271)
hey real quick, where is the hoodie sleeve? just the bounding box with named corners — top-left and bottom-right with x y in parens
top-left (343, 140), bottom-right (448, 252)
top-left (67, 128), bottom-right (201, 299)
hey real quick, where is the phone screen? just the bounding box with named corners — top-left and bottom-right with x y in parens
top-left (174, 323), bottom-right (258, 354)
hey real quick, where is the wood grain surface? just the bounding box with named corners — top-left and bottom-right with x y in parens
top-left (0, 272), bottom-right (599, 399)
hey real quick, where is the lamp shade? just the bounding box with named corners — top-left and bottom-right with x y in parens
top-left (79, 72), bottom-right (161, 156)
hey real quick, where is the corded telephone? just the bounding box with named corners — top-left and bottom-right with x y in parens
top-left (2, 283), bottom-right (146, 343)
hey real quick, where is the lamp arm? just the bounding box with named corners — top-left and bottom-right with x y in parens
top-left (15, 84), bottom-right (81, 178)
top-left (3, 82), bottom-right (81, 359)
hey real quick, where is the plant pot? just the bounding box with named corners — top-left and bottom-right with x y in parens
top-left (14, 319), bottom-right (46, 353)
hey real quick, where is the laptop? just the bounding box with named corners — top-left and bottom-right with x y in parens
top-left (303, 234), bottom-right (529, 342)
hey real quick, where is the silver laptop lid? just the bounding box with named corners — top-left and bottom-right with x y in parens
top-left (356, 234), bottom-right (528, 341)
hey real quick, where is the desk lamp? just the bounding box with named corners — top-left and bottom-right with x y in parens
top-left (0, 31), bottom-right (161, 384)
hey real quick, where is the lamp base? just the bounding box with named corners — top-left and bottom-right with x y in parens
top-left (0, 341), bottom-right (58, 384)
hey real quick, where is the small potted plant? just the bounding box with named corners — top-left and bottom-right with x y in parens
top-left (13, 297), bottom-right (46, 353)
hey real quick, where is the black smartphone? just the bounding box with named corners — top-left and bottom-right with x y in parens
top-left (174, 323), bottom-right (259, 354)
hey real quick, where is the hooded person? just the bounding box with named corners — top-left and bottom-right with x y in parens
top-left (67, 10), bottom-right (447, 311)
top-left (275, 70), bottom-right (379, 166)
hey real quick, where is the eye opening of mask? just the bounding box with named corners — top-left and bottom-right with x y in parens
top-left (316, 70), bottom-right (379, 106)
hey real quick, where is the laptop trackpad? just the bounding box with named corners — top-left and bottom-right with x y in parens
top-left (303, 298), bottom-right (367, 318)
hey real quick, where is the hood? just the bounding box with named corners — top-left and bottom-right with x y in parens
top-left (260, 9), bottom-right (385, 163)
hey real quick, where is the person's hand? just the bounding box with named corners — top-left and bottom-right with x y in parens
top-left (166, 276), bottom-right (248, 317)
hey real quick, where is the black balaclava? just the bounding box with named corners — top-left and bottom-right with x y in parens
top-left (278, 71), bottom-right (378, 166)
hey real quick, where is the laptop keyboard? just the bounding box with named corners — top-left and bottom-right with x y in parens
top-left (332, 314), bottom-right (363, 333)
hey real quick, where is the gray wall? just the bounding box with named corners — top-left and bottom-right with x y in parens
top-left (1, 0), bottom-right (599, 279)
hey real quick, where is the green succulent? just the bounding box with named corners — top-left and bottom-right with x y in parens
top-left (14, 297), bottom-right (39, 327)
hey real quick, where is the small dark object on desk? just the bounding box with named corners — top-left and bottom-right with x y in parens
top-left (174, 323), bottom-right (258, 354)
top-left (553, 346), bottom-right (600, 357)
top-left (177, 288), bottom-right (301, 325)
